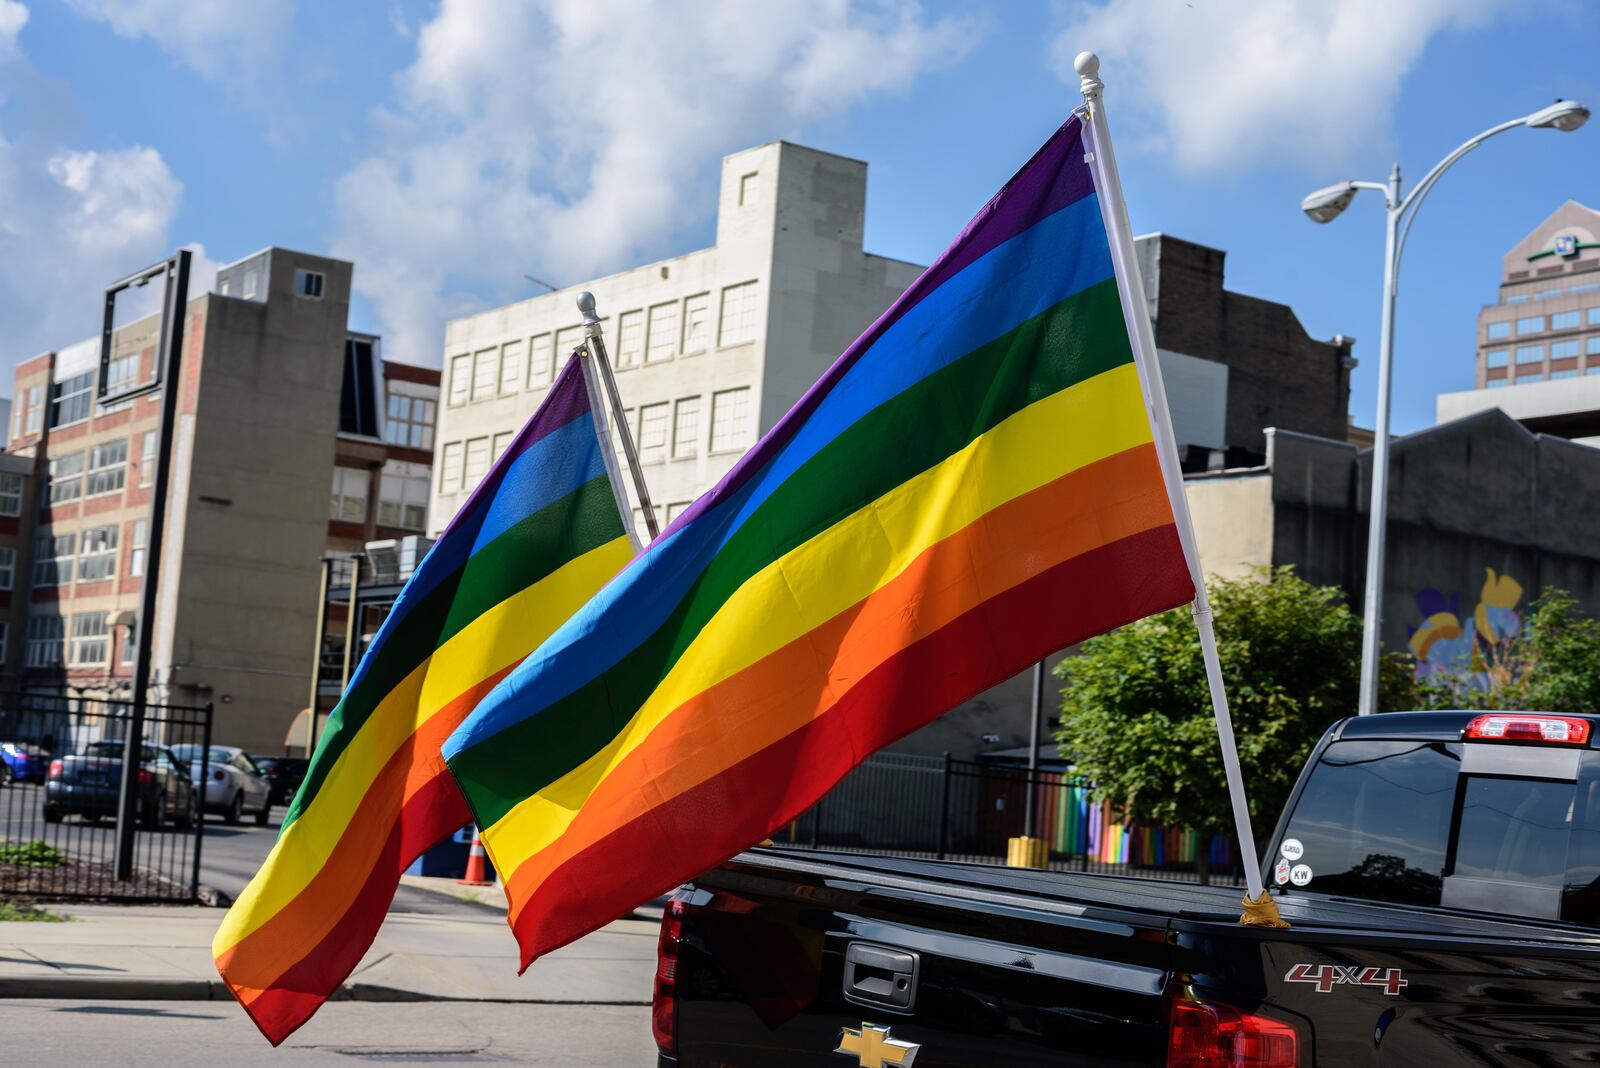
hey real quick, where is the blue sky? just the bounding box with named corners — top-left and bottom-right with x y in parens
top-left (1, 1), bottom-right (1597, 435)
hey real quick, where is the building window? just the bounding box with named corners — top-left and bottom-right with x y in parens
top-left (710, 387), bottom-right (752, 453)
top-left (0, 546), bottom-right (13, 590)
top-left (32, 531), bottom-right (74, 586)
top-left (25, 615), bottom-right (64, 668)
top-left (1485, 321), bottom-right (1511, 340)
top-left (616, 311), bottom-right (644, 369)
top-left (1588, 308), bottom-right (1600, 326)
top-left (119, 618), bottom-right (136, 665)
top-left (637, 403), bottom-right (670, 462)
top-left (294, 268), bottom-right (326, 299)
top-left (49, 372), bottom-right (94, 428)
top-left (1573, 284), bottom-right (1600, 295)
top-left (672, 396), bottom-right (701, 459)
top-left (448, 354), bottom-right (470, 406)
top-left (105, 351), bottom-right (139, 393)
top-left (46, 452), bottom-right (85, 505)
top-left (139, 430), bottom-right (157, 487)
top-left (242, 268), bottom-right (259, 300)
top-left (1514, 369), bottom-right (1544, 382)
top-left (20, 385), bottom-right (43, 437)
top-left (471, 348), bottom-right (497, 402)
top-left (378, 462), bottom-right (430, 530)
top-left (492, 430), bottom-right (513, 462)
top-left (719, 281), bottom-right (760, 347)
top-left (554, 326), bottom-right (584, 367)
top-left (739, 171), bottom-right (759, 206)
top-left (682, 293), bottom-right (710, 354)
top-left (439, 441), bottom-right (464, 491)
top-left (1515, 344), bottom-right (1544, 365)
top-left (1505, 294), bottom-right (1530, 304)
top-left (1516, 316), bottom-right (1545, 336)
top-left (330, 467), bottom-right (368, 523)
top-left (71, 612), bottom-right (109, 665)
top-left (78, 525), bottom-right (118, 581)
top-left (498, 340), bottom-right (525, 396)
top-left (646, 301), bottom-right (678, 363)
top-left (1535, 288), bottom-right (1566, 300)
top-left (1487, 378), bottom-right (1509, 388)
top-left (1588, 336), bottom-right (1600, 356)
top-left (384, 394), bottom-right (436, 450)
top-left (1484, 349), bottom-right (1509, 368)
top-left (129, 519), bottom-right (147, 578)
top-left (665, 501), bottom-right (693, 523)
top-left (86, 439), bottom-right (128, 497)
top-left (528, 334), bottom-right (552, 387)
top-left (0, 474), bottom-right (21, 517)
top-left (1551, 369), bottom-right (1580, 380)
top-left (1551, 339), bottom-right (1581, 359)
top-left (463, 437), bottom-right (491, 488)
top-left (1552, 310), bottom-right (1581, 331)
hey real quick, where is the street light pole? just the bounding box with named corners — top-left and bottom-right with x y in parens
top-left (1302, 99), bottom-right (1589, 716)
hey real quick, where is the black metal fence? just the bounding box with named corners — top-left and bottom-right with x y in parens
top-left (783, 752), bottom-right (1243, 885)
top-left (0, 692), bottom-right (213, 902)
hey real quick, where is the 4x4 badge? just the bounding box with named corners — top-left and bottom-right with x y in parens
top-left (835, 1022), bottom-right (920, 1067)
top-left (1286, 963), bottom-right (1408, 995)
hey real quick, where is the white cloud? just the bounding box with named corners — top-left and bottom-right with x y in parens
top-left (0, 0), bottom-right (26, 63)
top-left (334, 0), bottom-right (983, 363)
top-left (61, 0), bottom-right (290, 89)
top-left (0, 4), bottom-right (190, 370)
top-left (1053, 0), bottom-right (1508, 171)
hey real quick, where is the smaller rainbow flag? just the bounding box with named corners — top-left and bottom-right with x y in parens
top-left (213, 356), bottom-right (633, 1045)
top-left (443, 113), bottom-right (1196, 970)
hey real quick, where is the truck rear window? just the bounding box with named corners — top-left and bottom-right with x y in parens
top-left (1276, 738), bottom-right (1600, 926)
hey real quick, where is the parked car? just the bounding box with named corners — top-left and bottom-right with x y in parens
top-left (170, 744), bottom-right (272, 825)
top-left (250, 754), bottom-right (309, 807)
top-left (659, 711), bottom-right (1600, 1066)
top-left (43, 741), bottom-right (197, 829)
top-left (0, 741), bottom-right (50, 785)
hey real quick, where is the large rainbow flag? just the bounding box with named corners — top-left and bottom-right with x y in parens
top-left (214, 356), bottom-right (633, 1044)
top-left (442, 113), bottom-right (1196, 969)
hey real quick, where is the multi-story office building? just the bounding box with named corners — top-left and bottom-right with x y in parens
top-left (432, 140), bottom-right (924, 535)
top-left (2, 247), bottom-right (438, 756)
top-left (1441, 201), bottom-right (1600, 438)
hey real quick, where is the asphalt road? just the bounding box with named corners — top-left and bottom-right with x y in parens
top-left (1, 1000), bottom-right (657, 1065)
top-left (0, 780), bottom-right (493, 915)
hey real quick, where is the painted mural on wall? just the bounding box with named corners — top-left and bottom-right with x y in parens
top-left (1408, 568), bottom-right (1524, 687)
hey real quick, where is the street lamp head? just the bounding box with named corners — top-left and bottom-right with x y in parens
top-left (1525, 100), bottom-right (1589, 132)
top-left (1301, 181), bottom-right (1359, 224)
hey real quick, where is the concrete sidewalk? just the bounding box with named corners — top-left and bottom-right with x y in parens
top-left (0, 879), bottom-right (657, 1005)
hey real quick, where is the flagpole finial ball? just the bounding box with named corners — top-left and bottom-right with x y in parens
top-left (576, 290), bottom-right (598, 323)
top-left (1074, 51), bottom-right (1099, 78)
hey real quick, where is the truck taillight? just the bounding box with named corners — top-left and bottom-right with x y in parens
top-left (1463, 714), bottom-right (1590, 745)
top-left (137, 770), bottom-right (152, 785)
top-left (1168, 995), bottom-right (1298, 1068)
top-left (47, 759), bottom-right (62, 779)
top-left (653, 896), bottom-right (686, 1056)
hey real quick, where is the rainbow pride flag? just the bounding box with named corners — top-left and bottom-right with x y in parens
top-left (442, 114), bottom-right (1196, 969)
top-left (213, 356), bottom-right (633, 1044)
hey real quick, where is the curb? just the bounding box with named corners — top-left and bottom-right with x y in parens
top-left (0, 975), bottom-right (650, 1006)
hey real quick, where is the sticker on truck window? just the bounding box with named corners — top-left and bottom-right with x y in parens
top-left (1285, 964), bottom-right (1408, 996)
top-left (1289, 864), bottom-right (1313, 886)
top-left (1279, 838), bottom-right (1304, 861)
top-left (1273, 859), bottom-right (1291, 885)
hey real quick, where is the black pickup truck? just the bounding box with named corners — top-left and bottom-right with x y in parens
top-left (653, 711), bottom-right (1600, 1066)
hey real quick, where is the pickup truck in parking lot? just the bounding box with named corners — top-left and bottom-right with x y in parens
top-left (655, 711), bottom-right (1600, 1066)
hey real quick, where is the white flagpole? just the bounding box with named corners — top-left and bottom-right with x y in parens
top-left (577, 291), bottom-right (660, 545)
top-left (1075, 52), bottom-right (1279, 918)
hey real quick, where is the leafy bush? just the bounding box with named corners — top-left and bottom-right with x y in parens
top-left (0, 840), bottom-right (67, 868)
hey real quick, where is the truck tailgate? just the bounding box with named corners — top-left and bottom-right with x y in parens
top-left (675, 852), bottom-right (1173, 1066)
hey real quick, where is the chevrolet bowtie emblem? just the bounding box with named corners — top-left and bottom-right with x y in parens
top-left (835, 1022), bottom-right (920, 1067)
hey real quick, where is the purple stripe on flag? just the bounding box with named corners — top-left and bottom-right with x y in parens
top-left (436, 354), bottom-right (593, 543)
top-left (653, 115), bottom-right (1091, 543)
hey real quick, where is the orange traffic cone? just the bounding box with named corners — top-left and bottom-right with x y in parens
top-left (458, 830), bottom-right (493, 886)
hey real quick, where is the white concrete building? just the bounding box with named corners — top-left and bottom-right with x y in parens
top-left (431, 141), bottom-right (924, 536)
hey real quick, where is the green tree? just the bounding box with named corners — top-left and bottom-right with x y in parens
top-left (1054, 567), bottom-right (1406, 882)
top-left (1413, 587), bottom-right (1600, 713)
